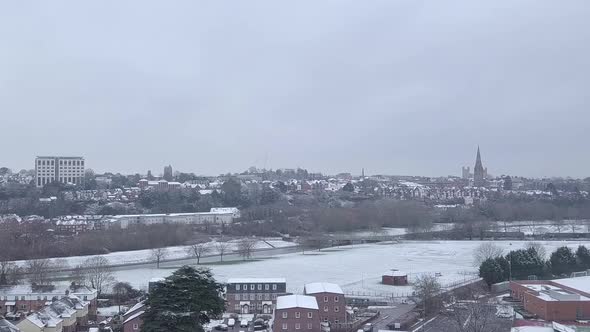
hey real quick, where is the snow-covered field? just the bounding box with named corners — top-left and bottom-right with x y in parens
top-left (13, 238), bottom-right (296, 268)
top-left (111, 240), bottom-right (590, 296)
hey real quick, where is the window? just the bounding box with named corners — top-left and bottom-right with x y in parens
top-left (272, 284), bottom-right (277, 290)
top-left (334, 306), bottom-right (339, 312)
top-left (323, 296), bottom-right (328, 302)
top-left (264, 294), bottom-right (270, 300)
top-left (257, 303), bottom-right (262, 310)
top-left (20, 304), bottom-right (27, 310)
top-left (250, 294), bottom-right (255, 300)
top-left (133, 323), bottom-right (139, 330)
top-left (21, 296), bottom-right (25, 301)
top-left (308, 323), bottom-right (313, 330)
top-left (235, 294), bottom-right (240, 300)
top-left (235, 304), bottom-right (240, 311)
top-left (258, 284), bottom-right (262, 290)
top-left (295, 323), bottom-right (301, 330)
top-left (334, 296), bottom-right (339, 302)
top-left (251, 284), bottom-right (255, 290)
top-left (272, 294), bottom-right (277, 300)
top-left (295, 312), bottom-right (300, 318)
top-left (324, 306), bottom-right (328, 312)
top-left (307, 312), bottom-right (313, 318)
top-left (265, 284), bottom-right (270, 290)
top-left (242, 294), bottom-right (248, 300)
top-left (282, 323), bottom-right (288, 330)
top-left (282, 312), bottom-right (288, 319)
top-left (257, 294), bottom-right (263, 300)
top-left (236, 284), bottom-right (241, 290)
top-left (37, 296), bottom-right (41, 300)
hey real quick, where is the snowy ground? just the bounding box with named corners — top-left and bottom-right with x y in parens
top-left (111, 240), bottom-right (590, 297)
top-left (12, 238), bottom-right (296, 268)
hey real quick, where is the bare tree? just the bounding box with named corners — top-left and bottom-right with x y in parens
top-left (84, 256), bottom-right (115, 296)
top-left (187, 243), bottom-right (211, 265)
top-left (473, 242), bottom-right (504, 267)
top-left (525, 242), bottom-right (547, 260)
top-left (26, 259), bottom-right (53, 286)
top-left (236, 238), bottom-right (258, 260)
top-left (449, 284), bottom-right (503, 332)
top-left (215, 241), bottom-right (231, 262)
top-left (69, 264), bottom-right (86, 286)
top-left (150, 247), bottom-right (168, 268)
top-left (0, 256), bottom-right (22, 286)
top-left (555, 219), bottom-right (565, 233)
top-left (300, 234), bottom-right (329, 253)
top-left (411, 274), bottom-right (442, 317)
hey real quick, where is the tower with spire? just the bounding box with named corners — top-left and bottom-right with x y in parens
top-left (473, 146), bottom-right (486, 187)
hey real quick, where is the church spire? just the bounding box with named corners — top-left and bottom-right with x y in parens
top-left (475, 146), bottom-right (483, 169)
top-left (474, 146), bottom-right (485, 187)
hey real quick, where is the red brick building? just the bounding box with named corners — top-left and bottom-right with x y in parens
top-left (303, 283), bottom-right (346, 325)
top-left (273, 295), bottom-right (320, 332)
top-left (382, 271), bottom-right (408, 286)
top-left (510, 276), bottom-right (590, 321)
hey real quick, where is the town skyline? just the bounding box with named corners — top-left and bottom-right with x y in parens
top-left (1, 145), bottom-right (588, 180)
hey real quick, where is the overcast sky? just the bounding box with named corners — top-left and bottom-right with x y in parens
top-left (1, 1), bottom-right (589, 178)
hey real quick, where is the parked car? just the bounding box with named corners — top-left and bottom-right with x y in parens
top-left (363, 323), bottom-right (373, 332)
top-left (228, 319), bottom-right (236, 327)
top-left (240, 320), bottom-right (249, 328)
top-left (216, 324), bottom-right (228, 331)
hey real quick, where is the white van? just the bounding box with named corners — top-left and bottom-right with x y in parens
top-left (228, 319), bottom-right (236, 327)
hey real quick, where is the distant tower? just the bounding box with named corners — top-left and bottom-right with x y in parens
top-left (473, 146), bottom-right (485, 187)
top-left (461, 166), bottom-right (471, 179)
top-left (361, 168), bottom-right (365, 179)
top-left (163, 165), bottom-right (173, 181)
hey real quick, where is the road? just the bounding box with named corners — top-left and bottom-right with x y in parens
top-left (371, 304), bottom-right (416, 331)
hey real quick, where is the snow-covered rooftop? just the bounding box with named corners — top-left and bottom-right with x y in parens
top-left (227, 278), bottom-right (286, 284)
top-left (0, 318), bottom-right (19, 332)
top-left (304, 282), bottom-right (344, 295)
top-left (124, 301), bottom-right (146, 318)
top-left (276, 295), bottom-right (318, 310)
top-left (552, 276), bottom-right (590, 296)
top-left (123, 310), bottom-right (145, 324)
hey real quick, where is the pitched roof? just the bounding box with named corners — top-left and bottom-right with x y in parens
top-left (276, 295), bottom-right (318, 310)
top-left (304, 282), bottom-right (344, 295)
top-left (124, 301), bottom-right (146, 318)
top-left (0, 319), bottom-right (20, 332)
top-left (227, 278), bottom-right (286, 284)
top-left (123, 311), bottom-right (145, 325)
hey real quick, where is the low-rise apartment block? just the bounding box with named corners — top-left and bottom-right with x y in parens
top-left (303, 283), bottom-right (346, 325)
top-left (226, 278), bottom-right (288, 314)
top-left (273, 295), bottom-right (320, 332)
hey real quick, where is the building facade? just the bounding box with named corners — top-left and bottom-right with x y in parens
top-left (510, 277), bottom-right (590, 321)
top-left (226, 278), bottom-right (288, 314)
top-left (303, 283), bottom-right (346, 325)
top-left (35, 157), bottom-right (84, 188)
top-left (273, 295), bottom-right (320, 332)
top-left (0, 285), bottom-right (97, 320)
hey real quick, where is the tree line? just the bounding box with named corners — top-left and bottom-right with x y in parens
top-left (478, 242), bottom-right (590, 286)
